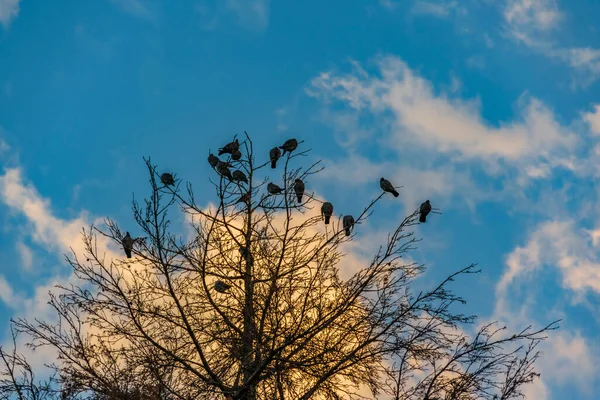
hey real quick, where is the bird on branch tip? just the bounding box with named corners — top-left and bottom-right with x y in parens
top-left (160, 173), bottom-right (175, 186)
top-left (122, 232), bottom-right (134, 259)
top-left (237, 192), bottom-right (251, 204)
top-left (214, 280), bottom-right (231, 293)
top-left (218, 139), bottom-right (239, 156)
top-left (216, 161), bottom-right (233, 180)
top-left (208, 153), bottom-right (219, 168)
top-left (232, 170), bottom-right (248, 184)
top-left (419, 200), bottom-right (432, 223)
top-left (321, 202), bottom-right (333, 224)
top-left (380, 177), bottom-right (399, 197)
top-left (267, 182), bottom-right (283, 194)
top-left (343, 215), bottom-right (355, 236)
top-left (279, 138), bottom-right (298, 155)
top-left (269, 147), bottom-right (281, 169)
top-left (294, 179), bottom-right (305, 203)
top-left (231, 149), bottom-right (242, 161)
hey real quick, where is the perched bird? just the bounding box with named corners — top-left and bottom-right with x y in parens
top-left (343, 215), bottom-right (355, 236)
top-left (321, 202), bottom-right (334, 224)
top-left (279, 138), bottom-right (298, 155)
top-left (294, 179), bottom-right (305, 203)
top-left (267, 182), bottom-right (283, 194)
top-left (232, 170), bottom-right (248, 184)
top-left (419, 200), bottom-right (432, 223)
top-left (122, 232), bottom-right (134, 259)
top-left (237, 192), bottom-right (251, 204)
top-left (216, 161), bottom-right (233, 180)
top-left (160, 173), bottom-right (175, 186)
top-left (239, 246), bottom-right (250, 257)
top-left (380, 177), bottom-right (399, 197)
top-left (214, 280), bottom-right (231, 293)
top-left (269, 147), bottom-right (281, 169)
top-left (208, 153), bottom-right (220, 168)
top-left (231, 149), bottom-right (242, 161)
top-left (218, 139), bottom-right (239, 156)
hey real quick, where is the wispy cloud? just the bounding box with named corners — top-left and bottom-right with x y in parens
top-left (584, 104), bottom-right (600, 135)
top-left (195, 0), bottom-right (271, 32)
top-left (226, 0), bottom-right (270, 30)
top-left (411, 1), bottom-right (465, 18)
top-left (108, 0), bottom-right (155, 21)
top-left (0, 0), bottom-right (21, 27)
top-left (307, 56), bottom-right (577, 172)
top-left (502, 0), bottom-right (600, 85)
top-left (504, 0), bottom-right (562, 32)
top-left (493, 219), bottom-right (600, 397)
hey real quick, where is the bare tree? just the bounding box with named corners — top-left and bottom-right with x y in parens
top-left (2, 133), bottom-right (557, 400)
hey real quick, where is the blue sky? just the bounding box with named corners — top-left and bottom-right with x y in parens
top-left (1, 0), bottom-right (600, 398)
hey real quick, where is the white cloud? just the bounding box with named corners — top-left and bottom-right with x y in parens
top-left (411, 1), bottom-right (456, 18)
top-left (0, 137), bottom-right (9, 154)
top-left (504, 0), bottom-right (562, 32)
top-left (0, 168), bottom-right (91, 255)
top-left (502, 0), bottom-right (600, 83)
top-left (465, 54), bottom-right (486, 69)
top-left (0, 275), bottom-right (17, 306)
top-left (493, 219), bottom-right (600, 397)
top-left (308, 56), bottom-right (578, 170)
top-left (108, 0), bottom-right (154, 20)
top-left (226, 0), bottom-right (270, 30)
top-left (196, 0), bottom-right (271, 31)
top-left (584, 104), bottom-right (600, 135)
top-left (16, 241), bottom-right (33, 271)
top-left (0, 0), bottom-right (20, 27)
top-left (498, 220), bottom-right (600, 298)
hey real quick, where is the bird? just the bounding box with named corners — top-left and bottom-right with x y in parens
top-left (208, 153), bottom-right (219, 168)
top-left (380, 177), bottom-right (399, 197)
top-left (237, 192), bottom-right (251, 204)
top-left (231, 149), bottom-right (242, 161)
top-left (216, 161), bottom-right (233, 180)
top-left (419, 200), bottom-right (432, 223)
top-left (267, 182), bottom-right (283, 194)
top-left (279, 138), bottom-right (298, 155)
top-left (321, 202), bottom-right (333, 224)
top-left (214, 280), bottom-right (231, 293)
top-left (218, 139), bottom-right (239, 156)
top-left (122, 232), bottom-right (134, 259)
top-left (343, 215), bottom-right (355, 236)
top-left (160, 173), bottom-right (175, 186)
top-left (269, 147), bottom-right (281, 169)
top-left (232, 170), bottom-right (248, 184)
top-left (294, 179), bottom-right (305, 203)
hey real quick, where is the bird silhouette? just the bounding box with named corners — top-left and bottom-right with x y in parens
top-left (160, 173), bottom-right (175, 186)
top-left (231, 149), bottom-right (242, 161)
top-left (380, 177), bottom-right (399, 197)
top-left (294, 179), bottom-right (305, 202)
top-left (237, 192), bottom-right (251, 204)
top-left (208, 153), bottom-right (219, 168)
top-left (122, 232), bottom-right (134, 259)
top-left (269, 147), bottom-right (281, 169)
top-left (232, 170), bottom-right (248, 184)
top-left (216, 161), bottom-right (233, 180)
top-left (267, 182), bottom-right (283, 194)
top-left (218, 139), bottom-right (239, 156)
top-left (419, 200), bottom-right (432, 223)
top-left (343, 215), bottom-right (355, 236)
top-left (321, 202), bottom-right (333, 224)
top-left (214, 280), bottom-right (231, 293)
top-left (279, 138), bottom-right (298, 155)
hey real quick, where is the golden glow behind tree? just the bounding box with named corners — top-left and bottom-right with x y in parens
top-left (1, 133), bottom-right (557, 400)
